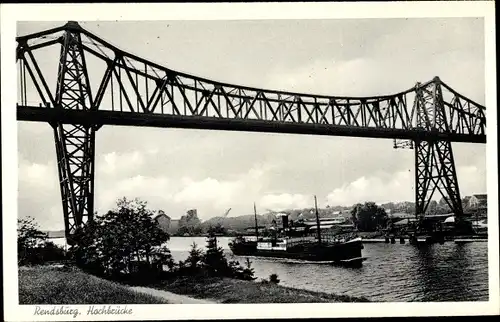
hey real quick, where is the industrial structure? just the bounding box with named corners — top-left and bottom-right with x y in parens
top-left (16, 22), bottom-right (486, 243)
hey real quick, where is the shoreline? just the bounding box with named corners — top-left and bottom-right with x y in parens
top-left (19, 265), bottom-right (369, 304)
top-left (361, 238), bottom-right (488, 243)
top-left (129, 275), bottom-right (370, 303)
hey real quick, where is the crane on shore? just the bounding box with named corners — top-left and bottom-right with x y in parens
top-left (215, 208), bottom-right (232, 226)
top-left (223, 208), bottom-right (232, 218)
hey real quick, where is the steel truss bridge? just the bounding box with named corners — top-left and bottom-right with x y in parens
top-left (16, 21), bottom-right (486, 243)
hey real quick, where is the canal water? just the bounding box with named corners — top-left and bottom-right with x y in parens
top-left (168, 236), bottom-right (488, 302)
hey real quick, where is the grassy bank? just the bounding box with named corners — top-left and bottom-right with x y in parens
top-left (143, 276), bottom-right (369, 303)
top-left (19, 265), bottom-right (168, 304)
top-left (19, 265), bottom-right (369, 304)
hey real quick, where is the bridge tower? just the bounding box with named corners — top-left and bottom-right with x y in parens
top-left (50, 22), bottom-right (98, 244)
top-left (396, 78), bottom-right (463, 218)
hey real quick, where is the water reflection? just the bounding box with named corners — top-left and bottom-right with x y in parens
top-left (411, 243), bottom-right (488, 301)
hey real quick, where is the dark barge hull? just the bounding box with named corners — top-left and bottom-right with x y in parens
top-left (230, 239), bottom-right (363, 265)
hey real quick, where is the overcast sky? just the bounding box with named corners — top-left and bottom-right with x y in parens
top-left (17, 18), bottom-right (486, 230)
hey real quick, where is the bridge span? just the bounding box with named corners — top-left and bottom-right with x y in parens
top-left (16, 21), bottom-right (487, 242)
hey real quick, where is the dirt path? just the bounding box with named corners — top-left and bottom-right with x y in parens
top-left (130, 286), bottom-right (217, 304)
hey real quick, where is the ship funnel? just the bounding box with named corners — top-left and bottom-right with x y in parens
top-left (282, 215), bottom-right (289, 229)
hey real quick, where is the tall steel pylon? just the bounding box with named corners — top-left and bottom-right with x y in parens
top-left (50, 22), bottom-right (98, 244)
top-left (413, 78), bottom-right (463, 217)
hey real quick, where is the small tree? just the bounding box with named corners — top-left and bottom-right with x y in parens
top-left (227, 259), bottom-right (245, 278)
top-left (203, 235), bottom-right (228, 276)
top-left (151, 245), bottom-right (174, 272)
top-left (179, 242), bottom-right (204, 275)
top-left (17, 217), bottom-right (47, 265)
top-left (352, 202), bottom-right (388, 232)
top-left (239, 258), bottom-right (256, 281)
top-left (71, 221), bottom-right (103, 275)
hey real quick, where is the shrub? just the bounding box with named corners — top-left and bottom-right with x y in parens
top-left (173, 235), bottom-right (256, 281)
top-left (238, 258), bottom-right (257, 281)
top-left (269, 273), bottom-right (280, 284)
top-left (37, 241), bottom-right (68, 263)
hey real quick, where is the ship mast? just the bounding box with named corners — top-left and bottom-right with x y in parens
top-left (254, 202), bottom-right (259, 241)
top-left (314, 195), bottom-right (322, 244)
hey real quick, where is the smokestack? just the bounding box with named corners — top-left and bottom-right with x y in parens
top-left (282, 215), bottom-right (289, 229)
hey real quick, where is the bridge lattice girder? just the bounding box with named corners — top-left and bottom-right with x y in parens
top-left (17, 22), bottom-right (486, 141)
top-left (15, 22), bottom-right (487, 240)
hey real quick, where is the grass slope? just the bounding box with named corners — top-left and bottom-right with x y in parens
top-left (151, 276), bottom-right (369, 303)
top-left (19, 266), bottom-right (169, 305)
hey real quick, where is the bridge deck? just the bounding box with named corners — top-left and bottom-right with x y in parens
top-left (18, 106), bottom-right (486, 143)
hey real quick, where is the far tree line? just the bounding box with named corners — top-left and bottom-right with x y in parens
top-left (167, 196), bottom-right (475, 236)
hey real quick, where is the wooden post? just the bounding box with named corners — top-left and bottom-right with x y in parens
top-left (254, 202), bottom-right (259, 241)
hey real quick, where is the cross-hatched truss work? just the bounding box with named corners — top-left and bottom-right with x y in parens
top-left (412, 82), bottom-right (464, 216)
top-left (52, 28), bottom-right (97, 240)
top-left (16, 21), bottom-right (487, 241)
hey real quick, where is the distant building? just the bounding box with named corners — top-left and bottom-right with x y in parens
top-left (388, 212), bottom-right (402, 218)
top-left (169, 219), bottom-right (180, 233)
top-left (304, 217), bottom-right (347, 226)
top-left (342, 209), bottom-right (353, 215)
top-left (244, 226), bottom-right (267, 234)
top-left (389, 212), bottom-right (414, 219)
top-left (154, 213), bottom-right (180, 234)
top-left (468, 194), bottom-right (487, 211)
top-left (393, 217), bottom-right (417, 227)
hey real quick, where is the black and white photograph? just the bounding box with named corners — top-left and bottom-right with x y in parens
top-left (1, 1), bottom-right (498, 320)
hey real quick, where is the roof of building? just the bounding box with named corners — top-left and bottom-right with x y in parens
top-left (469, 194), bottom-right (487, 209)
top-left (153, 213), bottom-right (170, 221)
